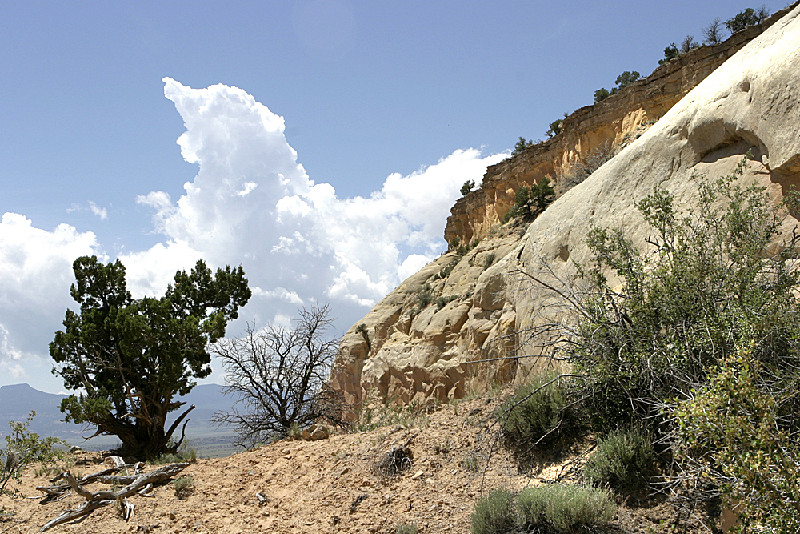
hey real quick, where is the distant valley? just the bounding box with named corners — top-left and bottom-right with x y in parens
top-left (0, 383), bottom-right (240, 457)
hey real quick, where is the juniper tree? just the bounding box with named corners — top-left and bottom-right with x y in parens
top-left (50, 256), bottom-right (250, 459)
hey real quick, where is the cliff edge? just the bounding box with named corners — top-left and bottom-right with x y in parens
top-left (330, 3), bottom-right (800, 410)
top-left (445, 5), bottom-right (792, 246)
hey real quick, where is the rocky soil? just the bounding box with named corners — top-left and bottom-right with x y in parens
top-left (2, 391), bottom-right (704, 534)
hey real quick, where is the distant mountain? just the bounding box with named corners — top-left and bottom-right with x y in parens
top-left (0, 383), bottom-right (239, 455)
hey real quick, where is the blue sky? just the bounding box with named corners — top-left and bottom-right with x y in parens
top-left (0, 1), bottom-right (789, 392)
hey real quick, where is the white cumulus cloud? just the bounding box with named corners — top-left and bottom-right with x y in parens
top-left (121, 78), bottom-right (506, 330)
top-left (0, 213), bottom-right (101, 375)
top-left (0, 78), bottom-right (506, 391)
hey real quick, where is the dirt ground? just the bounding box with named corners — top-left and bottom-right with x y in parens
top-left (0, 393), bottom-right (703, 533)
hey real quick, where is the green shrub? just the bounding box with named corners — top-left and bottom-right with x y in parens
top-left (436, 295), bottom-right (458, 310)
top-left (584, 428), bottom-right (655, 497)
top-left (416, 283), bottom-right (434, 311)
top-left (546, 119), bottom-right (563, 138)
top-left (516, 484), bottom-right (616, 532)
top-left (471, 488), bottom-right (515, 534)
top-left (153, 445), bottom-right (198, 465)
top-left (461, 180), bottom-right (475, 196)
top-left (614, 70), bottom-right (640, 90)
top-left (672, 347), bottom-right (800, 532)
top-left (567, 156), bottom-right (800, 431)
top-left (537, 155), bottom-right (800, 520)
top-left (1, 411), bottom-right (66, 494)
top-left (496, 372), bottom-right (570, 451)
top-left (395, 523), bottom-right (418, 534)
top-left (658, 43), bottom-right (679, 65)
top-left (512, 137), bottom-right (535, 155)
top-left (504, 177), bottom-right (555, 223)
top-left (725, 6), bottom-right (769, 34)
top-left (173, 475), bottom-right (195, 499)
top-left (594, 87), bottom-right (611, 103)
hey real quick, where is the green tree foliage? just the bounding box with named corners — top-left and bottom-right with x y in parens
top-left (583, 428), bottom-right (655, 498)
top-left (546, 119), bottom-right (563, 138)
top-left (504, 177), bottom-right (555, 223)
top-left (460, 180), bottom-right (475, 196)
top-left (725, 6), bottom-right (769, 34)
top-left (516, 485), bottom-right (616, 532)
top-left (595, 71), bottom-right (640, 103)
top-left (471, 488), bottom-right (515, 534)
top-left (614, 70), bottom-right (640, 90)
top-left (593, 88), bottom-right (611, 103)
top-left (673, 346), bottom-right (800, 531)
top-left (512, 136), bottom-right (536, 155)
top-left (496, 372), bottom-right (570, 451)
top-left (658, 43), bottom-right (680, 65)
top-left (50, 256), bottom-right (251, 459)
top-left (528, 156), bottom-right (800, 526)
top-left (570, 158), bottom-right (800, 430)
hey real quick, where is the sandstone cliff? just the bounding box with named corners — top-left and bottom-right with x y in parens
top-left (445, 5), bottom-right (792, 246)
top-left (330, 3), bottom-right (800, 410)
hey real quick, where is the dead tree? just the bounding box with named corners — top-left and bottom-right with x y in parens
top-left (212, 305), bottom-right (339, 447)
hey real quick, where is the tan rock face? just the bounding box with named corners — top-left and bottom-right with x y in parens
top-left (330, 3), bottom-right (800, 411)
top-left (444, 7), bottom-right (791, 246)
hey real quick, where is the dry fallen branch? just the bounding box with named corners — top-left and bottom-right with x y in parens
top-left (39, 463), bottom-right (189, 531)
top-left (37, 462), bottom-right (144, 501)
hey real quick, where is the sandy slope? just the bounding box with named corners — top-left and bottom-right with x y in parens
top-left (1, 394), bottom-right (688, 534)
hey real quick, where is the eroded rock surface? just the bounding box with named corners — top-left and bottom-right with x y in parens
top-left (445, 5), bottom-right (794, 246)
top-left (330, 3), bottom-right (800, 410)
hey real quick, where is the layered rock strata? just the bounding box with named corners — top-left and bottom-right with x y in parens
top-left (445, 6), bottom-right (793, 246)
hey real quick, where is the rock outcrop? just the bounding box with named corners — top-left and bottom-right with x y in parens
top-left (444, 6), bottom-right (793, 246)
top-left (330, 3), bottom-right (800, 410)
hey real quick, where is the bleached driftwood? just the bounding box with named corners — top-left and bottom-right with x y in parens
top-left (40, 463), bottom-right (188, 531)
top-left (37, 462), bottom-right (143, 501)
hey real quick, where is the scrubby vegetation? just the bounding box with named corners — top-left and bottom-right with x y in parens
top-left (503, 177), bottom-right (555, 223)
top-left (725, 6), bottom-right (770, 33)
top-left (583, 428), bottom-right (655, 499)
top-left (471, 485), bottom-right (616, 534)
top-left (594, 70), bottom-right (641, 103)
top-left (461, 180), bottom-right (475, 196)
top-left (658, 43), bottom-right (680, 65)
top-left (1, 412), bottom-right (65, 495)
top-left (512, 137), bottom-right (535, 155)
top-left (546, 118), bottom-right (564, 138)
top-left (509, 156), bottom-right (800, 528)
top-left (173, 475), bottom-right (195, 500)
top-left (495, 371), bottom-right (571, 452)
top-left (471, 488), bottom-right (516, 534)
top-left (516, 484), bottom-right (616, 532)
top-left (659, 6), bottom-right (770, 65)
top-left (395, 523), bottom-right (418, 534)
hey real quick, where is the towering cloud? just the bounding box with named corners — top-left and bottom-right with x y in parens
top-left (128, 78), bottom-right (506, 329)
top-left (0, 78), bottom-right (506, 388)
